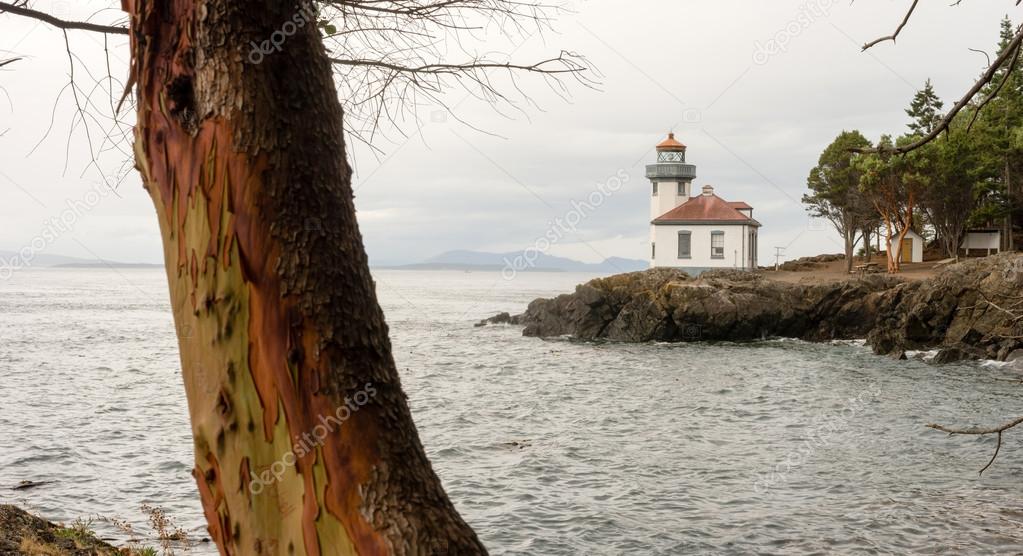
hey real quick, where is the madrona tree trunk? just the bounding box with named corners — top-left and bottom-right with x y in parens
top-left (861, 227), bottom-right (872, 262)
top-left (123, 0), bottom-right (485, 553)
top-left (842, 223), bottom-right (855, 273)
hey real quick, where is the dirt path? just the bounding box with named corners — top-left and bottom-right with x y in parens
top-left (763, 255), bottom-right (943, 285)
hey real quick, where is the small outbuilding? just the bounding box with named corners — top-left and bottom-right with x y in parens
top-left (892, 229), bottom-right (925, 264)
top-left (961, 229), bottom-right (1002, 257)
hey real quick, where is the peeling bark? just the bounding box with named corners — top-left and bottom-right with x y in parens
top-left (122, 1), bottom-right (486, 554)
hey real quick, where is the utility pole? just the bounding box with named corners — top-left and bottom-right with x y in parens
top-left (774, 247), bottom-right (785, 271)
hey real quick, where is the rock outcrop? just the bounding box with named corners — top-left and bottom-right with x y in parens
top-left (866, 254), bottom-right (1023, 361)
top-left (482, 254), bottom-right (1023, 361)
top-left (0, 505), bottom-right (120, 555)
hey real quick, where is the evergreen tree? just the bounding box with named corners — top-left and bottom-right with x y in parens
top-left (906, 79), bottom-right (944, 136)
top-left (803, 131), bottom-right (875, 272)
top-left (915, 114), bottom-right (996, 261)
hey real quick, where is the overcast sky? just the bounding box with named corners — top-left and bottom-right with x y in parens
top-left (0, 1), bottom-right (1017, 266)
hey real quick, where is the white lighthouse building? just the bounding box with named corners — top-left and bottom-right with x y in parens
top-left (647, 133), bottom-right (760, 273)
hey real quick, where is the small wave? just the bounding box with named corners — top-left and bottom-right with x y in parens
top-left (906, 349), bottom-right (939, 362)
top-left (830, 339), bottom-right (868, 347)
top-left (980, 359), bottom-right (1022, 370)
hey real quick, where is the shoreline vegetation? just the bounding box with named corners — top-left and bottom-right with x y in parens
top-left (0, 505), bottom-right (122, 555)
top-left (481, 253), bottom-right (1023, 365)
top-left (0, 503), bottom-right (200, 556)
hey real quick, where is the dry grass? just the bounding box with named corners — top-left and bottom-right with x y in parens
top-left (18, 537), bottom-right (64, 556)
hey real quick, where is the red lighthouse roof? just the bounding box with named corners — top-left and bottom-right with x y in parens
top-left (656, 132), bottom-right (686, 151)
top-left (653, 189), bottom-right (760, 226)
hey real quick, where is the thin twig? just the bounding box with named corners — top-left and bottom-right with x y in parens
top-left (0, 1), bottom-right (127, 35)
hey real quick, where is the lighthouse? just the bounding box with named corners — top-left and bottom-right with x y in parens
top-left (647, 133), bottom-right (697, 223)
top-left (646, 133), bottom-right (760, 273)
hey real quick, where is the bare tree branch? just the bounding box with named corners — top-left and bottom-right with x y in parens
top-left (927, 416), bottom-right (1023, 474)
top-left (0, 1), bottom-right (127, 35)
top-left (854, 22), bottom-right (1023, 155)
top-left (317, 0), bottom-right (595, 145)
top-left (862, 0), bottom-right (920, 51)
top-left (1, 0), bottom-right (594, 155)
top-left (967, 39), bottom-right (1023, 132)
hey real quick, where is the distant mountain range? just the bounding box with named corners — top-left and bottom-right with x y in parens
top-left (0, 248), bottom-right (647, 273)
top-left (0, 250), bottom-right (162, 269)
top-left (381, 250), bottom-right (648, 273)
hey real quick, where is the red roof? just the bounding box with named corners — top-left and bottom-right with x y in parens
top-left (728, 201), bottom-right (753, 210)
top-left (656, 132), bottom-right (686, 151)
top-left (654, 194), bottom-right (760, 226)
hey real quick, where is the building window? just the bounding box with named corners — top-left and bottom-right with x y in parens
top-left (652, 183), bottom-right (658, 196)
top-left (750, 232), bottom-right (757, 268)
top-left (677, 231), bottom-right (691, 259)
top-left (651, 243), bottom-right (656, 259)
top-left (711, 231), bottom-right (725, 259)
top-left (677, 182), bottom-right (686, 196)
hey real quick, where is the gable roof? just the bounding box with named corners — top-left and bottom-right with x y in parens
top-left (653, 194), bottom-right (760, 226)
top-left (727, 201), bottom-right (752, 210)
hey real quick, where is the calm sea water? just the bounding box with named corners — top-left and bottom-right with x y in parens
top-left (2, 268), bottom-right (1023, 555)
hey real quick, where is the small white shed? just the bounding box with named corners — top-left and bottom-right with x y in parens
top-left (961, 229), bottom-right (1002, 256)
top-left (892, 229), bottom-right (925, 264)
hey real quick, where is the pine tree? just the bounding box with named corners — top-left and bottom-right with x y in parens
top-left (998, 15), bottom-right (1016, 56)
top-left (906, 79), bottom-right (944, 136)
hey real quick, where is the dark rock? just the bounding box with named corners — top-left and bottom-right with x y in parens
top-left (602, 291), bottom-right (671, 342)
top-left (12, 480), bottom-right (51, 491)
top-left (476, 312), bottom-right (515, 327)
top-left (932, 347), bottom-right (978, 364)
top-left (1005, 349), bottom-right (1023, 371)
top-left (889, 350), bottom-right (908, 361)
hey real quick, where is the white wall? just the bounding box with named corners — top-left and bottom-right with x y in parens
top-left (962, 231), bottom-right (1000, 251)
top-left (652, 224), bottom-right (754, 269)
top-left (649, 180), bottom-right (691, 221)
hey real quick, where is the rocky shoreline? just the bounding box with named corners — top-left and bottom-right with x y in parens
top-left (481, 253), bottom-right (1023, 363)
top-left (0, 505), bottom-right (121, 555)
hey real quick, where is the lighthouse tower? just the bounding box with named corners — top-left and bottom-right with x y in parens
top-left (647, 133), bottom-right (697, 222)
